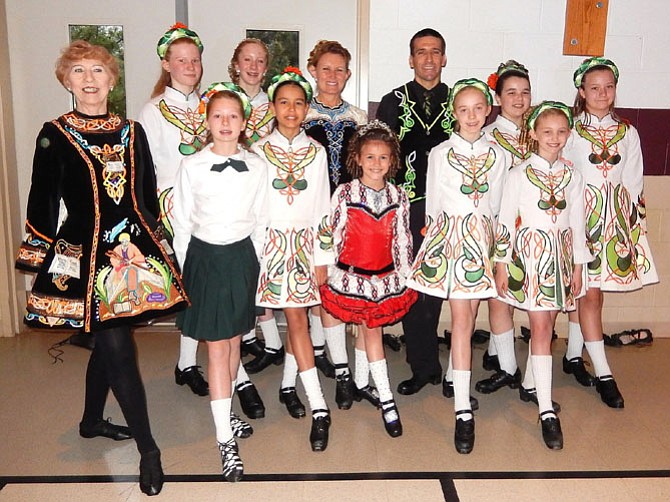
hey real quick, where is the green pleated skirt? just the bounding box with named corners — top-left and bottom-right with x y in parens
top-left (176, 236), bottom-right (259, 341)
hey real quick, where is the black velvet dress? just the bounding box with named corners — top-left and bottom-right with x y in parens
top-left (16, 111), bottom-right (188, 331)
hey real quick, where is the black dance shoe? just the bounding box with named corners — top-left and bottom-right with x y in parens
top-left (279, 387), bottom-right (306, 419)
top-left (475, 368), bottom-right (521, 394)
top-left (79, 418), bottom-right (132, 441)
top-left (244, 347), bottom-right (285, 374)
top-left (315, 353), bottom-right (336, 379)
top-left (539, 411), bottom-right (563, 450)
top-left (595, 376), bottom-right (625, 408)
top-left (518, 386), bottom-right (561, 413)
top-left (335, 372), bottom-right (355, 410)
top-left (454, 410), bottom-right (475, 454)
top-left (230, 412), bottom-right (253, 439)
top-left (241, 338), bottom-right (265, 358)
top-left (562, 356), bottom-right (597, 387)
top-left (174, 365), bottom-right (209, 396)
top-left (236, 382), bottom-right (265, 419)
top-left (397, 373), bottom-right (441, 395)
top-left (353, 385), bottom-right (381, 408)
top-left (218, 438), bottom-right (243, 482)
top-left (309, 411), bottom-right (331, 452)
top-left (482, 350), bottom-right (501, 371)
top-left (380, 400), bottom-right (403, 438)
top-left (139, 450), bottom-right (164, 496)
top-left (442, 380), bottom-right (480, 411)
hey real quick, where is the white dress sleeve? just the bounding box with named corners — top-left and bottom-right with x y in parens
top-left (494, 166), bottom-right (521, 263)
top-left (171, 157), bottom-right (194, 269)
top-left (312, 147), bottom-right (336, 266)
top-left (568, 168), bottom-right (593, 264)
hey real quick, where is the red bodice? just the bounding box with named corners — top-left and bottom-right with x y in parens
top-left (339, 206), bottom-right (395, 271)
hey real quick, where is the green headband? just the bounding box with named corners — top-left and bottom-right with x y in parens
top-left (449, 78), bottom-right (493, 111)
top-left (573, 57), bottom-right (619, 88)
top-left (526, 100), bottom-right (574, 130)
top-left (267, 66), bottom-right (313, 102)
top-left (198, 82), bottom-right (252, 119)
top-left (157, 23), bottom-right (203, 59)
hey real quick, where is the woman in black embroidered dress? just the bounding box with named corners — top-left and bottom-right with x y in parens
top-left (15, 41), bottom-right (188, 496)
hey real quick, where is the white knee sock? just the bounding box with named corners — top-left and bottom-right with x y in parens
top-left (259, 319), bottom-right (282, 351)
top-left (211, 398), bottom-right (233, 443)
top-left (493, 328), bottom-right (517, 374)
top-left (324, 324), bottom-right (349, 376)
top-left (565, 321), bottom-right (585, 361)
top-left (236, 362), bottom-right (250, 386)
top-left (369, 359), bottom-right (393, 403)
top-left (308, 312), bottom-right (326, 356)
top-left (178, 335), bottom-right (199, 370)
top-left (281, 352), bottom-right (299, 389)
top-left (584, 340), bottom-right (612, 378)
top-left (452, 369), bottom-right (472, 419)
top-left (242, 328), bottom-right (256, 343)
top-left (487, 335), bottom-right (498, 356)
top-left (522, 341), bottom-right (535, 389)
top-left (531, 355), bottom-right (554, 417)
top-left (354, 348), bottom-right (370, 389)
top-left (299, 367), bottom-right (328, 416)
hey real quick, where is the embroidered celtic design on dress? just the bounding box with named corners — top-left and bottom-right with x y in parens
top-left (63, 112), bottom-right (122, 132)
top-left (575, 120), bottom-right (627, 177)
top-left (491, 128), bottom-right (530, 163)
top-left (263, 141), bottom-right (317, 204)
top-left (525, 165), bottom-right (572, 223)
top-left (51, 239), bottom-right (83, 291)
top-left (158, 99), bottom-right (206, 155)
top-left (246, 103), bottom-right (274, 145)
top-left (446, 147), bottom-right (496, 207)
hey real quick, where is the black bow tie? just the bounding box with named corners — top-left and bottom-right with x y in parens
top-left (210, 158), bottom-right (249, 173)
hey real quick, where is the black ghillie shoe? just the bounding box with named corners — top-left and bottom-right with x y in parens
top-left (539, 411), bottom-right (563, 450)
top-left (454, 410), bottom-right (475, 454)
top-left (139, 450), bottom-right (164, 496)
top-left (309, 411), bottom-right (331, 452)
top-left (230, 412), bottom-right (253, 439)
top-left (518, 387), bottom-right (561, 413)
top-left (353, 385), bottom-right (381, 408)
top-left (218, 438), bottom-right (243, 482)
top-left (380, 400), bottom-right (403, 438)
top-left (79, 418), bottom-right (132, 441)
top-left (244, 347), bottom-right (285, 374)
top-left (174, 365), bottom-right (209, 396)
top-left (236, 382), bottom-right (265, 419)
top-left (595, 376), bottom-right (624, 408)
top-left (475, 368), bottom-right (521, 394)
top-left (335, 372), bottom-right (355, 410)
top-left (279, 387), bottom-right (306, 419)
top-left (562, 356), bottom-right (596, 387)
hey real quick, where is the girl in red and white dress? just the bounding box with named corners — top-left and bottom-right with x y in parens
top-left (320, 121), bottom-right (417, 438)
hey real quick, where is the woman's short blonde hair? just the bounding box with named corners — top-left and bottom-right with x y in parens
top-left (55, 40), bottom-right (120, 88)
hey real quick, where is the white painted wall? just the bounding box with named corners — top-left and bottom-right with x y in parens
top-left (188, 0), bottom-right (359, 107)
top-left (369, 0), bottom-right (670, 108)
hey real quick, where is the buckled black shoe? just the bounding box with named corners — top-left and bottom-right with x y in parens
top-left (244, 347), bottom-right (285, 374)
top-left (454, 410), bottom-right (475, 454)
top-left (335, 372), bottom-right (355, 410)
top-left (562, 356), bottom-right (596, 387)
top-left (354, 385), bottom-right (381, 408)
top-left (218, 438), bottom-right (243, 482)
top-left (475, 368), bottom-right (522, 394)
top-left (397, 373), bottom-right (441, 395)
top-left (139, 449), bottom-right (164, 496)
top-left (236, 382), bottom-right (265, 419)
top-left (279, 387), bottom-right (306, 419)
top-left (175, 365), bottom-right (209, 396)
top-left (539, 411), bottom-right (563, 450)
top-left (482, 350), bottom-right (501, 371)
top-left (79, 418), bottom-right (132, 441)
top-left (314, 352), bottom-right (336, 379)
top-left (442, 380), bottom-right (480, 410)
top-left (595, 376), bottom-right (624, 408)
top-left (241, 338), bottom-right (265, 358)
top-left (309, 411), bottom-right (331, 452)
top-left (380, 400), bottom-right (403, 438)
top-left (518, 386), bottom-right (561, 413)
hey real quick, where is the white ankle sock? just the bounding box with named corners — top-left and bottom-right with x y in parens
top-left (522, 341), bottom-right (535, 389)
top-left (259, 319), bottom-right (282, 351)
top-left (281, 352), bottom-right (299, 389)
top-left (324, 324), bottom-right (349, 376)
top-left (369, 359), bottom-right (393, 403)
top-left (309, 312), bottom-right (326, 355)
top-left (242, 328), bottom-right (256, 343)
top-left (493, 328), bottom-right (517, 374)
top-left (445, 351), bottom-right (454, 382)
top-left (177, 335), bottom-right (199, 370)
top-left (565, 322), bottom-right (585, 361)
top-left (584, 340), bottom-right (612, 378)
top-left (452, 369), bottom-right (472, 419)
top-left (236, 363), bottom-right (250, 386)
top-left (531, 355), bottom-right (554, 415)
top-left (354, 348), bottom-right (370, 389)
top-left (299, 367), bottom-right (328, 415)
top-left (211, 398), bottom-right (233, 443)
